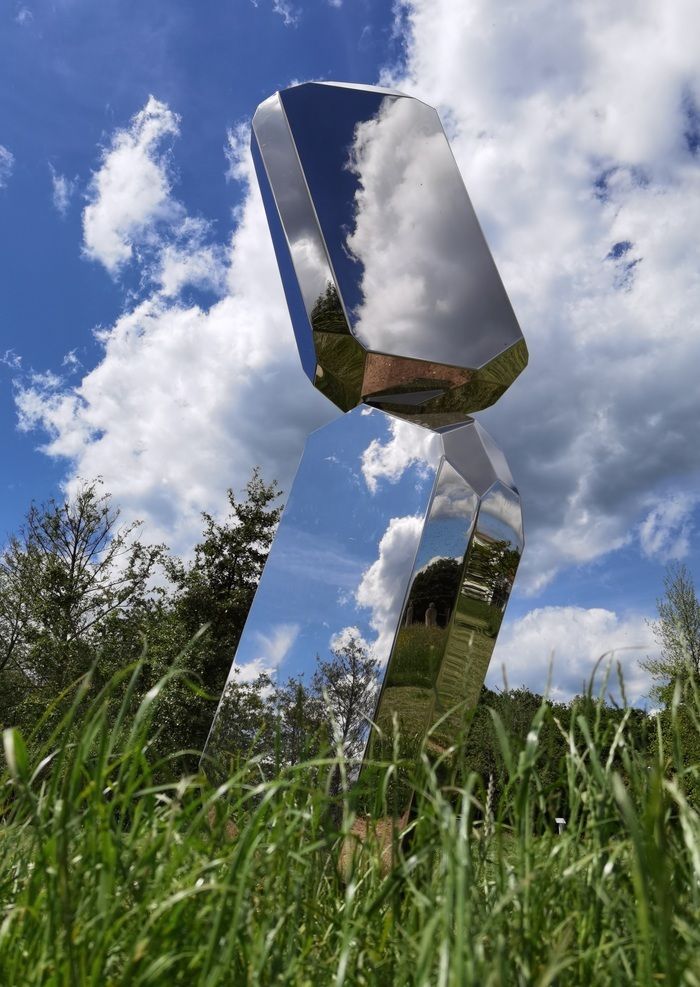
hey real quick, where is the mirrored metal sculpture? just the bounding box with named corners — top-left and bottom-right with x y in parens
top-left (206, 82), bottom-right (527, 811)
top-left (251, 82), bottom-right (527, 427)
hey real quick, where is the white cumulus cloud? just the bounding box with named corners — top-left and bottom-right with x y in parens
top-left (361, 415), bottom-right (441, 493)
top-left (489, 605), bottom-right (656, 704)
top-left (391, 0), bottom-right (700, 591)
top-left (15, 4), bottom-right (700, 617)
top-left (16, 100), bottom-right (334, 553)
top-left (329, 625), bottom-right (372, 655)
top-left (82, 96), bottom-right (181, 273)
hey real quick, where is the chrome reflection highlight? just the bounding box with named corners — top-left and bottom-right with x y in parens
top-left (206, 83), bottom-right (528, 812)
top-left (252, 82), bottom-right (527, 425)
top-left (363, 422), bottom-right (522, 809)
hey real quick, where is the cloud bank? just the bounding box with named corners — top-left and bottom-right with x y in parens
top-left (489, 605), bottom-right (655, 705)
top-left (390, 0), bottom-right (700, 592)
top-left (17, 96), bottom-right (333, 553)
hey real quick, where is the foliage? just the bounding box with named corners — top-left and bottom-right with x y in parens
top-left (640, 563), bottom-right (700, 803)
top-left (1, 658), bottom-right (700, 985)
top-left (406, 557), bottom-right (461, 625)
top-left (643, 562), bottom-right (700, 699)
top-left (1, 480), bottom-right (698, 981)
top-left (313, 636), bottom-right (378, 761)
top-left (386, 624), bottom-right (445, 688)
top-left (0, 472), bottom-right (282, 769)
top-left (0, 479), bottom-right (164, 730)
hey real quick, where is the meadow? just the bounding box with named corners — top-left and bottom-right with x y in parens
top-left (1, 660), bottom-right (700, 986)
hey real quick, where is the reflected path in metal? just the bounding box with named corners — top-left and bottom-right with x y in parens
top-left (205, 82), bottom-right (527, 809)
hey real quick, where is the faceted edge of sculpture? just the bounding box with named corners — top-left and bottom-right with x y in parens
top-left (357, 418), bottom-right (523, 812)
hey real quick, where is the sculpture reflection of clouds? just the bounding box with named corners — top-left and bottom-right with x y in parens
top-left (329, 624), bottom-right (372, 656)
top-left (252, 83), bottom-right (527, 421)
top-left (430, 461), bottom-right (480, 521)
top-left (478, 481), bottom-right (524, 548)
top-left (346, 95), bottom-right (520, 369)
top-left (232, 622), bottom-right (300, 684)
top-left (361, 415), bottom-right (442, 493)
top-left (211, 83), bottom-right (528, 791)
top-left (354, 514), bottom-right (423, 664)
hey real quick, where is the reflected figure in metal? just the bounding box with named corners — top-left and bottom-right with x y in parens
top-left (206, 82), bottom-right (527, 811)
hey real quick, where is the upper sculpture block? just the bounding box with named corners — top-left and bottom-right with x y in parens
top-left (252, 82), bottom-right (527, 425)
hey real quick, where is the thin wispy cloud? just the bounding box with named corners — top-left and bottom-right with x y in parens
top-left (14, 6), bottom-right (32, 26)
top-left (639, 494), bottom-right (698, 563)
top-left (272, 0), bottom-right (299, 27)
top-left (49, 166), bottom-right (76, 217)
top-left (0, 145), bottom-right (15, 188)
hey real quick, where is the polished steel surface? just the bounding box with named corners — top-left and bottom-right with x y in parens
top-left (206, 83), bottom-right (528, 804)
top-left (206, 409), bottom-right (523, 806)
top-left (205, 407), bottom-right (441, 772)
top-left (364, 421), bottom-right (522, 808)
top-left (252, 82), bottom-right (528, 424)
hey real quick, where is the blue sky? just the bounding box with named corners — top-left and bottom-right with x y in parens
top-left (2, 0), bottom-right (700, 704)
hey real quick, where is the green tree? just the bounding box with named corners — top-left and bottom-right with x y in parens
top-left (641, 563), bottom-right (700, 805)
top-left (0, 479), bottom-right (163, 729)
top-left (167, 469), bottom-right (281, 672)
top-left (642, 563), bottom-right (700, 701)
top-left (272, 675), bottom-right (324, 767)
top-left (159, 469), bottom-right (283, 761)
top-left (313, 636), bottom-right (378, 764)
top-left (407, 557), bottom-right (461, 626)
top-left (203, 670), bottom-right (277, 782)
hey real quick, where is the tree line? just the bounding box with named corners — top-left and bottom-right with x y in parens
top-left (1, 475), bottom-right (699, 808)
top-left (0, 473), bottom-right (382, 780)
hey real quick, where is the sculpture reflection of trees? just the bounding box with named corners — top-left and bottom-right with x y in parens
top-left (405, 558), bottom-right (461, 627)
top-left (310, 282), bottom-right (346, 335)
top-left (208, 635), bottom-right (378, 783)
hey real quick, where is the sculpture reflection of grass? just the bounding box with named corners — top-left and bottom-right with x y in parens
top-left (431, 535), bottom-right (521, 753)
top-left (365, 533), bottom-right (521, 810)
top-left (310, 283), bottom-right (366, 412)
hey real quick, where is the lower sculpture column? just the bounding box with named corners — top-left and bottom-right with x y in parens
top-left (204, 405), bottom-right (523, 806)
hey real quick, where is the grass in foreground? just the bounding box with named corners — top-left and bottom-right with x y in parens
top-left (1, 662), bottom-right (700, 986)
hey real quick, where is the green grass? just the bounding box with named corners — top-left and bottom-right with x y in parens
top-left (2, 661), bottom-right (700, 985)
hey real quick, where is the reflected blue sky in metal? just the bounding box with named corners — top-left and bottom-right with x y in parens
top-left (222, 406), bottom-right (440, 687)
top-left (251, 82), bottom-right (528, 423)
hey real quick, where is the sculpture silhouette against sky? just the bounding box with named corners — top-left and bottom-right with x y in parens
top-left (206, 83), bottom-right (527, 798)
